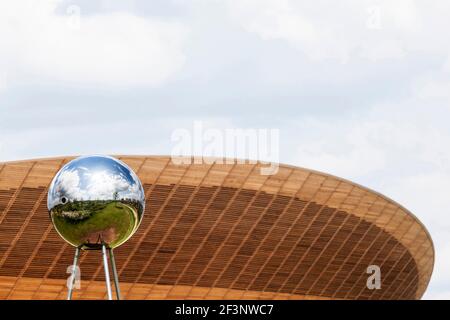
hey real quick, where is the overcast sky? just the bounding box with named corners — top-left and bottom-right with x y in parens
top-left (1, 0), bottom-right (449, 299)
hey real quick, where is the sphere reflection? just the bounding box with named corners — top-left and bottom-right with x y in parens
top-left (48, 155), bottom-right (145, 250)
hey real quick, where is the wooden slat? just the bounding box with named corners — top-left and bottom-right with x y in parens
top-left (0, 156), bottom-right (434, 300)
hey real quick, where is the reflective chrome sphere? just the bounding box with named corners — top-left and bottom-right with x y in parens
top-left (48, 155), bottom-right (145, 250)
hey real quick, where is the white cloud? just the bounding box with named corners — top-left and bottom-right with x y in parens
top-left (0, 1), bottom-right (188, 87)
top-left (1, 0), bottom-right (449, 299)
top-left (424, 289), bottom-right (450, 300)
top-left (0, 72), bottom-right (6, 92)
top-left (55, 167), bottom-right (139, 202)
top-left (85, 170), bottom-right (129, 198)
top-left (445, 56), bottom-right (450, 72)
top-left (292, 118), bottom-right (387, 178)
top-left (422, 240), bottom-right (450, 300)
top-left (55, 169), bottom-right (83, 200)
top-left (418, 80), bottom-right (450, 100)
top-left (224, 0), bottom-right (449, 62)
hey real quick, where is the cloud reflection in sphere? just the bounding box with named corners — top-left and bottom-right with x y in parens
top-left (48, 155), bottom-right (145, 250)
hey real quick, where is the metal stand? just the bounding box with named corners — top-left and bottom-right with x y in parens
top-left (102, 244), bottom-right (113, 300)
top-left (109, 248), bottom-right (121, 300)
top-left (67, 247), bottom-right (80, 300)
top-left (67, 245), bottom-right (121, 300)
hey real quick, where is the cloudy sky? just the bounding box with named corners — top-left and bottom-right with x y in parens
top-left (0, 0), bottom-right (449, 299)
top-left (48, 155), bottom-right (144, 209)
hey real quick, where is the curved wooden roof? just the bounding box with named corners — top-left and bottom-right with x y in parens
top-left (0, 156), bottom-right (434, 300)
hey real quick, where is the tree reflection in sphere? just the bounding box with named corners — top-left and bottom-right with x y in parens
top-left (47, 155), bottom-right (145, 250)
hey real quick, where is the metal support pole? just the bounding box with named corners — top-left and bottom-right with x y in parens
top-left (67, 247), bottom-right (80, 300)
top-left (109, 248), bottom-right (121, 300)
top-left (102, 244), bottom-right (113, 300)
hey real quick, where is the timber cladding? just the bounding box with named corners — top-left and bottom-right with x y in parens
top-left (0, 156), bottom-right (434, 300)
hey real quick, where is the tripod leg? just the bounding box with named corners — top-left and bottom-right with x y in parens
top-left (109, 248), bottom-right (121, 300)
top-left (67, 247), bottom-right (80, 300)
top-left (102, 244), bottom-right (113, 300)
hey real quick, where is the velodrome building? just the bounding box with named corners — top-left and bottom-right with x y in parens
top-left (0, 156), bottom-right (434, 300)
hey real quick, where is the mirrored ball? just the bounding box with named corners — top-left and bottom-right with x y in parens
top-left (47, 155), bottom-right (145, 250)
